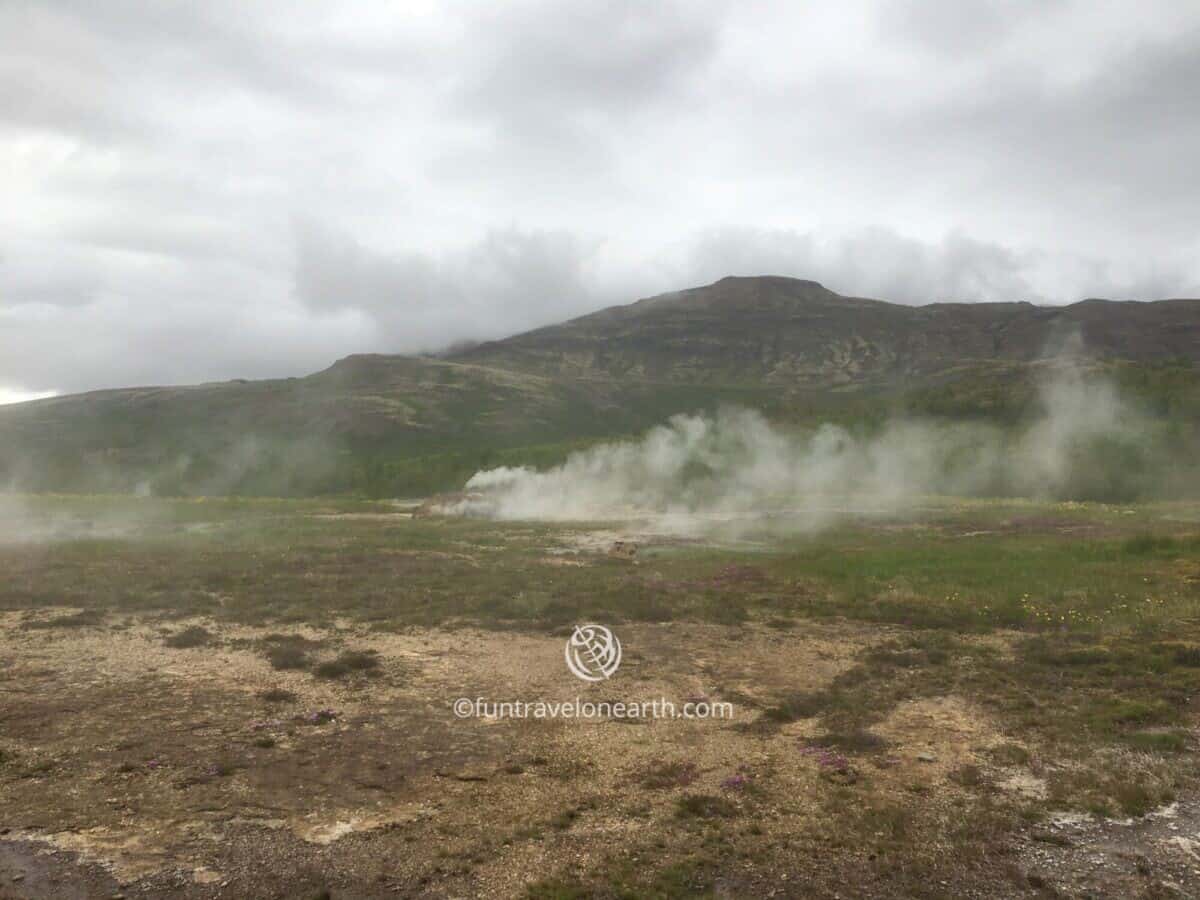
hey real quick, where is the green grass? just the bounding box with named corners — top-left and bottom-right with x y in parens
top-left (313, 650), bottom-right (380, 679)
top-left (674, 793), bottom-right (739, 820)
top-left (766, 518), bottom-right (1200, 633)
top-left (163, 625), bottom-right (216, 648)
top-left (258, 688), bottom-right (297, 703)
top-left (6, 358), bottom-right (1200, 501)
top-left (4, 495), bottom-right (1198, 640)
top-left (5, 495), bottom-right (1200, 764)
top-left (21, 608), bottom-right (106, 629)
top-left (259, 634), bottom-right (324, 670)
top-left (5, 492), bottom-right (1200, 896)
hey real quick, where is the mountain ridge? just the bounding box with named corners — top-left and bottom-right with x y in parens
top-left (449, 276), bottom-right (1200, 386)
top-left (2, 275), bottom-right (1198, 496)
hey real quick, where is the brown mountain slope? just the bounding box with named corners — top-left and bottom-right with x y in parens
top-left (1, 275), bottom-right (1198, 495)
top-left (451, 276), bottom-right (1200, 385)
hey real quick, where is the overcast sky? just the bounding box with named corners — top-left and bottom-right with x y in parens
top-left (2, 0), bottom-right (1199, 400)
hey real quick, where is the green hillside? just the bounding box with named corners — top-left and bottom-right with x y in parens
top-left (2, 277), bottom-right (1198, 498)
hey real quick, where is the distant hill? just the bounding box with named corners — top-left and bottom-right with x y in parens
top-left (2, 276), bottom-right (1198, 496)
top-left (452, 276), bottom-right (1200, 385)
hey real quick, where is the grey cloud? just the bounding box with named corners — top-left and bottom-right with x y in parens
top-left (0, 288), bottom-right (374, 394)
top-left (293, 222), bottom-right (599, 351)
top-left (670, 226), bottom-right (1200, 304)
top-left (1, 1), bottom-right (1198, 398)
top-left (1, 219), bottom-right (1196, 399)
top-left (0, 240), bottom-right (106, 307)
top-left (917, 30), bottom-right (1200, 218)
top-left (706, 6), bottom-right (1200, 254)
top-left (434, 0), bottom-right (723, 183)
top-left (458, 0), bottom-right (720, 124)
top-left (0, 4), bottom-right (135, 141)
top-left (879, 0), bottom-right (1065, 57)
top-left (674, 227), bottom-right (1037, 304)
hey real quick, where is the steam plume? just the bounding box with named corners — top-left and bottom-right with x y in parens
top-left (448, 364), bottom-right (1149, 533)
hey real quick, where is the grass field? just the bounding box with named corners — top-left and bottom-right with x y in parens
top-left (3, 494), bottom-right (1200, 897)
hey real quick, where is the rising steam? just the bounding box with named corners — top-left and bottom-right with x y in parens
top-left (446, 364), bottom-right (1150, 532)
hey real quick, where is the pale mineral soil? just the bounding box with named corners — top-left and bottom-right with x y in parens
top-left (1, 495), bottom-right (1199, 898)
top-left (0, 615), bottom-right (879, 897)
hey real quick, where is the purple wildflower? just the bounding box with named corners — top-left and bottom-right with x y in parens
top-left (798, 743), bottom-right (849, 772)
top-left (299, 708), bottom-right (338, 725)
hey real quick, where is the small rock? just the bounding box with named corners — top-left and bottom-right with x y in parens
top-left (193, 867), bottom-right (222, 885)
top-left (916, 752), bottom-right (937, 763)
top-left (434, 768), bottom-right (488, 782)
top-left (608, 540), bottom-right (638, 560)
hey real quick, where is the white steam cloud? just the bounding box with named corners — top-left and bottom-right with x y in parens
top-left (0, 492), bottom-right (155, 544)
top-left (447, 364), bottom-right (1145, 533)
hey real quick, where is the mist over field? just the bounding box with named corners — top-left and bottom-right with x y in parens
top-left (452, 365), bottom-right (1158, 530)
top-left (0, 493), bottom-right (27, 543)
top-left (0, 491), bottom-right (154, 544)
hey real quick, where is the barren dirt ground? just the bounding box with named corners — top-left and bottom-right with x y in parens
top-left (0, 616), bottom-right (875, 897)
top-left (2, 497), bottom-right (1200, 898)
